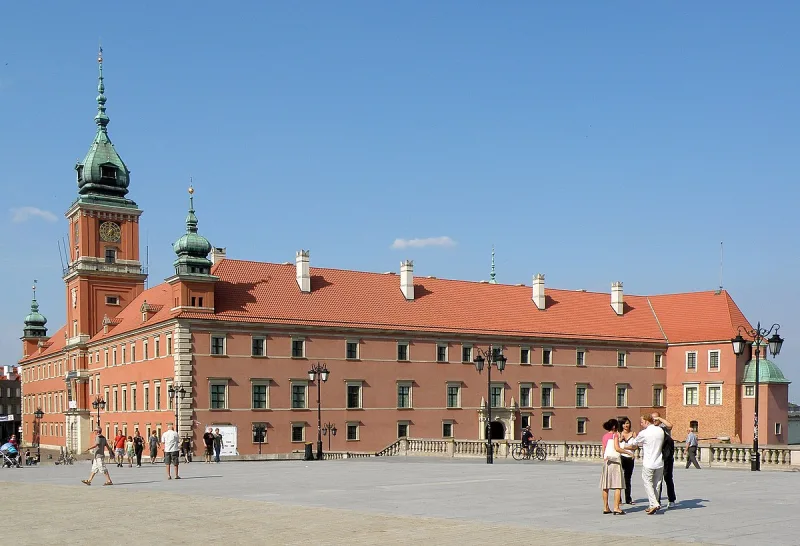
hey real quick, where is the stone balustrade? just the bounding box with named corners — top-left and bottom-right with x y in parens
top-left (365, 438), bottom-right (800, 470)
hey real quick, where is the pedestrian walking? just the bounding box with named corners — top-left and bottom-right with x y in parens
top-left (652, 412), bottom-right (677, 507)
top-left (133, 429), bottom-right (145, 467)
top-left (618, 417), bottom-right (637, 505)
top-left (148, 430), bottom-right (160, 464)
top-left (125, 436), bottom-right (134, 467)
top-left (81, 428), bottom-right (114, 486)
top-left (113, 430), bottom-right (126, 467)
top-left (685, 428), bottom-right (701, 469)
top-left (213, 428), bottom-right (224, 463)
top-left (203, 427), bottom-right (215, 463)
top-left (631, 414), bottom-right (665, 514)
top-left (161, 423), bottom-right (181, 480)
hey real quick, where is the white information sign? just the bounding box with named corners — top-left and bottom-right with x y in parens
top-left (208, 424), bottom-right (238, 456)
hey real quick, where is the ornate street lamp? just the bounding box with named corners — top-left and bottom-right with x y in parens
top-left (474, 346), bottom-right (507, 464)
top-left (308, 363), bottom-right (330, 461)
top-left (168, 383), bottom-right (187, 433)
top-left (731, 323), bottom-right (784, 471)
top-left (91, 397), bottom-right (105, 428)
top-left (322, 422), bottom-right (337, 452)
top-left (33, 408), bottom-right (44, 464)
top-left (253, 423), bottom-right (266, 455)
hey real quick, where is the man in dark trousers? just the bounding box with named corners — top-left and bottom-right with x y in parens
top-left (685, 427), bottom-right (701, 469)
top-left (203, 427), bottom-right (215, 464)
top-left (652, 412), bottom-right (676, 508)
top-left (132, 428), bottom-right (145, 467)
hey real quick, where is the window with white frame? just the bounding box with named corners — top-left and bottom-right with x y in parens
top-left (541, 383), bottom-right (553, 408)
top-left (490, 383), bottom-right (504, 408)
top-left (142, 384), bottom-right (149, 410)
top-left (120, 345), bottom-right (125, 365)
top-left (131, 384), bottom-right (137, 411)
top-left (654, 353), bottom-right (663, 368)
top-left (210, 381), bottom-right (227, 409)
top-left (345, 340), bottom-right (359, 360)
top-left (519, 384), bottom-right (532, 408)
top-left (576, 349), bottom-right (585, 366)
top-left (436, 344), bottom-right (448, 363)
top-left (346, 381), bottom-right (363, 409)
top-left (143, 339), bottom-right (149, 360)
top-left (121, 386), bottom-right (127, 411)
top-left (251, 336), bottom-right (266, 357)
top-left (652, 385), bottom-right (664, 407)
top-left (291, 423), bottom-right (305, 442)
top-left (520, 347), bottom-right (530, 365)
top-left (744, 385), bottom-right (755, 398)
top-left (154, 381), bottom-right (161, 410)
top-left (617, 351), bottom-right (627, 368)
top-left (291, 338), bottom-right (305, 358)
top-left (775, 422), bottom-right (783, 436)
top-left (446, 383), bottom-right (461, 408)
top-left (708, 350), bottom-right (720, 371)
top-left (112, 387), bottom-right (118, 411)
top-left (130, 344), bottom-right (135, 363)
top-left (542, 413), bottom-right (553, 430)
top-left (346, 422), bottom-right (359, 441)
top-left (461, 345), bottom-right (472, 363)
top-left (154, 337), bottom-right (160, 358)
top-left (706, 384), bottom-right (722, 405)
top-left (577, 418), bottom-right (587, 435)
top-left (616, 384), bottom-right (628, 407)
top-left (686, 351), bottom-right (697, 371)
top-left (575, 384), bottom-right (588, 408)
top-left (166, 335), bottom-right (172, 356)
top-left (684, 384), bottom-right (699, 405)
top-left (397, 342), bottom-right (409, 361)
top-left (252, 380), bottom-right (269, 409)
top-left (442, 421), bottom-right (454, 438)
top-left (112, 347), bottom-right (117, 365)
top-left (397, 382), bottom-right (412, 408)
top-left (210, 335), bottom-right (226, 356)
top-left (291, 381), bottom-right (308, 409)
top-left (542, 348), bottom-right (552, 365)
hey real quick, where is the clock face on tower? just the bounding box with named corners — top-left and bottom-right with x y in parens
top-left (99, 221), bottom-right (121, 242)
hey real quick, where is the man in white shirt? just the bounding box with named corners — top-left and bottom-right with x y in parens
top-left (161, 423), bottom-right (181, 480)
top-left (632, 414), bottom-right (665, 514)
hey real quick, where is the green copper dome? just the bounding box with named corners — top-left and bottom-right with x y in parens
top-left (23, 284), bottom-right (48, 338)
top-left (742, 359), bottom-right (791, 384)
top-left (173, 187), bottom-right (213, 275)
top-left (75, 48), bottom-right (136, 208)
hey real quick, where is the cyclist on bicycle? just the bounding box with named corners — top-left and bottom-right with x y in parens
top-left (521, 426), bottom-right (534, 454)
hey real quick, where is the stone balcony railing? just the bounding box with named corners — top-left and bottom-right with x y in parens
top-left (356, 438), bottom-right (800, 470)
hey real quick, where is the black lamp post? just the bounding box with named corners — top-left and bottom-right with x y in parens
top-left (307, 362), bottom-right (329, 461)
top-left (731, 322), bottom-right (784, 471)
top-left (33, 408), bottom-right (44, 464)
top-left (168, 383), bottom-right (187, 433)
top-left (474, 346), bottom-right (507, 464)
top-left (253, 424), bottom-right (266, 455)
top-left (322, 422), bottom-right (337, 452)
top-left (91, 397), bottom-right (105, 429)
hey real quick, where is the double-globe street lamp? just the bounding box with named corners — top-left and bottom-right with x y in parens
top-left (168, 383), bottom-right (187, 433)
top-left (731, 323), bottom-right (784, 471)
top-left (91, 397), bottom-right (106, 429)
top-left (33, 408), bottom-right (44, 464)
top-left (322, 422), bottom-right (337, 452)
top-left (473, 346), bottom-right (507, 464)
top-left (308, 362), bottom-right (330, 461)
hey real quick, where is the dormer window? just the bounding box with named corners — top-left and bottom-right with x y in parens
top-left (105, 249), bottom-right (116, 264)
top-left (100, 166), bottom-right (117, 180)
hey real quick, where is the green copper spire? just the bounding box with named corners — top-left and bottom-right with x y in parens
top-left (489, 245), bottom-right (497, 284)
top-left (23, 280), bottom-right (48, 338)
top-left (75, 47), bottom-right (136, 208)
top-left (173, 185), bottom-right (213, 276)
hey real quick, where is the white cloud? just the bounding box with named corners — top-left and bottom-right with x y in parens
top-left (11, 207), bottom-right (58, 224)
top-left (391, 236), bottom-right (456, 249)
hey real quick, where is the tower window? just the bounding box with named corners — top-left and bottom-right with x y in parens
top-left (106, 296), bottom-right (119, 305)
top-left (105, 249), bottom-right (116, 263)
top-left (100, 166), bottom-right (117, 179)
top-left (76, 165), bottom-right (84, 182)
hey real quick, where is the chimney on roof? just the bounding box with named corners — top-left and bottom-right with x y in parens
top-left (532, 273), bottom-right (546, 310)
top-left (296, 250), bottom-right (311, 293)
top-left (211, 247), bottom-right (227, 265)
top-left (400, 260), bottom-right (414, 300)
top-left (611, 281), bottom-right (624, 315)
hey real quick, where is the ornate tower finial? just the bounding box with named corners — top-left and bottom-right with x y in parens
top-left (95, 45), bottom-right (109, 132)
top-left (32, 279), bottom-right (37, 300)
top-left (489, 245), bottom-right (497, 284)
top-left (186, 183), bottom-right (198, 233)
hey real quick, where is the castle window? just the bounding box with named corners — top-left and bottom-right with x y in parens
top-left (105, 249), bottom-right (116, 264)
top-left (77, 165), bottom-right (84, 182)
top-left (106, 296), bottom-right (119, 305)
top-left (100, 166), bottom-right (117, 179)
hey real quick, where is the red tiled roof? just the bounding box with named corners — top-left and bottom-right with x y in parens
top-left (20, 325), bottom-right (67, 362)
top-left (647, 290), bottom-right (752, 343)
top-left (93, 284), bottom-right (177, 341)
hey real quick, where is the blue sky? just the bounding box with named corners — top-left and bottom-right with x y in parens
top-left (1, 2), bottom-right (798, 397)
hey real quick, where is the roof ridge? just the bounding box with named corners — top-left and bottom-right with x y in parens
top-left (646, 296), bottom-right (669, 342)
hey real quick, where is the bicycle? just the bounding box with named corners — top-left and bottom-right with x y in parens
top-left (511, 439), bottom-right (547, 461)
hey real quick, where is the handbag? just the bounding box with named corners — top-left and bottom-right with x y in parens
top-left (604, 435), bottom-right (621, 462)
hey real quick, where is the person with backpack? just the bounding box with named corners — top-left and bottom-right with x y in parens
top-left (652, 412), bottom-right (676, 508)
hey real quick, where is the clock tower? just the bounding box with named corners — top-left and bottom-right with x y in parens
top-left (64, 48), bottom-right (146, 342)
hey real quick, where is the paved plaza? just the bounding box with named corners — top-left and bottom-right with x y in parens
top-left (2, 457), bottom-right (798, 545)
